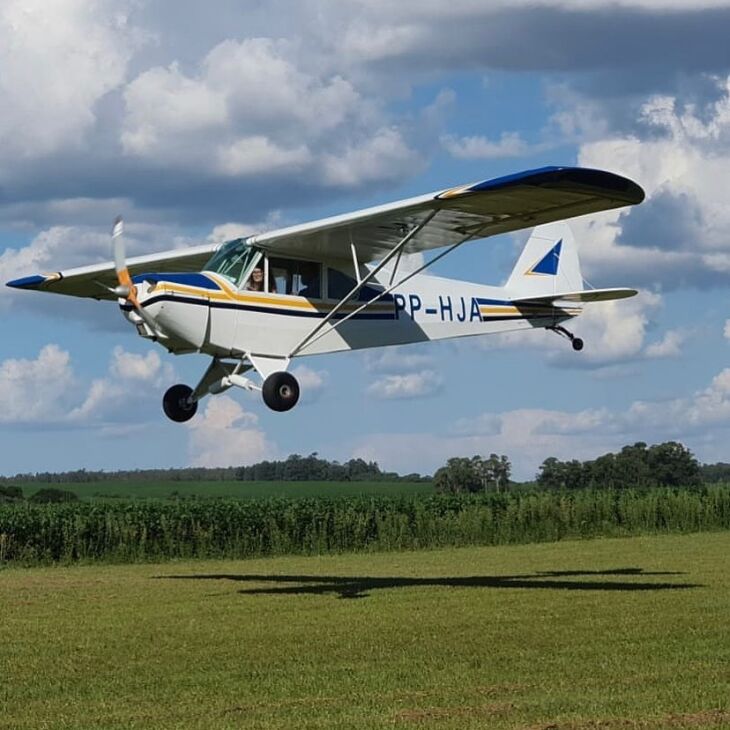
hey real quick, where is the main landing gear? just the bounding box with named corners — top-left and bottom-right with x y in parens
top-left (161, 359), bottom-right (301, 422)
top-left (548, 325), bottom-right (584, 352)
top-left (163, 384), bottom-right (198, 422)
top-left (262, 371), bottom-right (300, 412)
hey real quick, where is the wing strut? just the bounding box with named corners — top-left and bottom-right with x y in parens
top-left (290, 223), bottom-right (487, 357)
top-left (288, 209), bottom-right (438, 357)
top-left (350, 240), bottom-right (361, 284)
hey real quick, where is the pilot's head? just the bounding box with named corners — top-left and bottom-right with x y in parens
top-left (249, 267), bottom-right (264, 290)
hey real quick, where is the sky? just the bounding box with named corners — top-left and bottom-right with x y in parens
top-left (2, 0), bottom-right (730, 480)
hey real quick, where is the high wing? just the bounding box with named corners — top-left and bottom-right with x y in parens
top-left (6, 243), bottom-right (218, 301)
top-left (7, 165), bottom-right (643, 300)
top-left (252, 166), bottom-right (644, 262)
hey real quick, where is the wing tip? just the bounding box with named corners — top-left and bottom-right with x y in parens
top-left (461, 166), bottom-right (645, 205)
top-left (6, 274), bottom-right (48, 290)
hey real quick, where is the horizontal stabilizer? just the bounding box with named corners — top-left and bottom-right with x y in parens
top-left (512, 288), bottom-right (637, 305)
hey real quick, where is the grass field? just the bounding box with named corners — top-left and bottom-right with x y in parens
top-left (2, 532), bottom-right (729, 729)
top-left (17, 479), bottom-right (431, 501)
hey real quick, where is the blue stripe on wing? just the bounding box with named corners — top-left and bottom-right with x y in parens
top-left (6, 274), bottom-right (50, 289)
top-left (465, 166), bottom-right (645, 203)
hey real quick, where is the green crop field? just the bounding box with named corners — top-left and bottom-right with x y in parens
top-left (2, 531), bottom-right (729, 729)
top-left (18, 479), bottom-right (431, 501)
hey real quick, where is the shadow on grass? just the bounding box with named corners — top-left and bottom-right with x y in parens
top-left (158, 567), bottom-right (700, 599)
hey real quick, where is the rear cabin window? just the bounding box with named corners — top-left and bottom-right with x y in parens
top-left (268, 258), bottom-right (321, 298)
top-left (327, 269), bottom-right (392, 302)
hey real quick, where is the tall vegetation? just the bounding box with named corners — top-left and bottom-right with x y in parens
top-left (2, 486), bottom-right (728, 566)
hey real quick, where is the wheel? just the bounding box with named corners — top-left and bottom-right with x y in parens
top-left (572, 337), bottom-right (584, 352)
top-left (162, 384), bottom-right (198, 422)
top-left (262, 371), bottom-right (300, 412)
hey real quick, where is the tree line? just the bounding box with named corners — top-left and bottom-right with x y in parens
top-left (434, 454), bottom-right (511, 493)
top-left (0, 454), bottom-right (430, 484)
top-left (432, 442), bottom-right (725, 493)
top-left (1, 441), bottom-right (727, 491)
top-left (536, 442), bottom-right (702, 490)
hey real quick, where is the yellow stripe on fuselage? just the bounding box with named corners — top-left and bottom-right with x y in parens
top-left (479, 305), bottom-right (581, 318)
top-left (154, 274), bottom-right (394, 314)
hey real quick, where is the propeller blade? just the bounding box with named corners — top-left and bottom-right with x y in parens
top-left (111, 216), bottom-right (139, 306)
top-left (111, 216), bottom-right (162, 336)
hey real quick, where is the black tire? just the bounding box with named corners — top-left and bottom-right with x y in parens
top-left (162, 384), bottom-right (198, 422)
top-left (572, 337), bottom-right (584, 352)
top-left (262, 371), bottom-right (300, 412)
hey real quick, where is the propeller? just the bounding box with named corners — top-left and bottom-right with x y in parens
top-left (111, 216), bottom-right (162, 335)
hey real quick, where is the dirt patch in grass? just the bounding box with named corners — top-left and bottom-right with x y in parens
top-left (531, 707), bottom-right (730, 729)
top-left (393, 702), bottom-right (515, 723)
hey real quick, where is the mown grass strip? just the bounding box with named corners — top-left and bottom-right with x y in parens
top-left (1, 533), bottom-right (728, 729)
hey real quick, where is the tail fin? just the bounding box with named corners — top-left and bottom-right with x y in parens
top-left (505, 222), bottom-right (582, 298)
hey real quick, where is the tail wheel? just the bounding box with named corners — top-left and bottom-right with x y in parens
top-left (262, 371), bottom-right (300, 412)
top-left (572, 337), bottom-right (584, 352)
top-left (163, 384), bottom-right (198, 422)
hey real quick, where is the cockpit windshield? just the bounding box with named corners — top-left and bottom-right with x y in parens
top-left (203, 239), bottom-right (261, 286)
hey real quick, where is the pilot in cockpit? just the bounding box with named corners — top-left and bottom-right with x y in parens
top-left (245, 266), bottom-right (276, 293)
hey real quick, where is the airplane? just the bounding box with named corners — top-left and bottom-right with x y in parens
top-left (6, 165), bottom-right (644, 421)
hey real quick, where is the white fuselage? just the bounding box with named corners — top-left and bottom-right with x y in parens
top-left (127, 267), bottom-right (579, 359)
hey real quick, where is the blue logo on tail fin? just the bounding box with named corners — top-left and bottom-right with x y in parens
top-left (528, 239), bottom-right (562, 276)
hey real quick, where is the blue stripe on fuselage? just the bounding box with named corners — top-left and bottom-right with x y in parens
top-left (135, 294), bottom-right (396, 320)
top-left (132, 272), bottom-right (222, 290)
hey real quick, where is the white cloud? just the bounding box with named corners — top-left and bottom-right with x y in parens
top-left (187, 395), bottom-right (274, 467)
top-left (205, 213), bottom-right (285, 244)
top-left (363, 345), bottom-right (435, 373)
top-left (0, 0), bottom-right (727, 225)
top-left (367, 369), bottom-right (443, 399)
top-left (0, 227), bottom-right (108, 298)
top-left (724, 320), bottom-right (730, 340)
top-left (441, 132), bottom-right (538, 159)
top-left (217, 136), bottom-right (312, 177)
top-left (450, 413), bottom-right (502, 437)
top-left (108, 347), bottom-right (166, 381)
top-left (353, 364), bottom-right (730, 479)
top-left (320, 127), bottom-right (420, 187)
top-left (121, 61), bottom-right (228, 159)
top-left (0, 0), bottom-right (138, 161)
top-left (0, 345), bottom-right (76, 424)
top-left (0, 220), bottom-right (216, 321)
top-left (69, 346), bottom-right (174, 422)
top-left (115, 34), bottom-right (422, 191)
top-left (561, 292), bottom-right (661, 365)
top-left (567, 75), bottom-right (730, 289)
top-left (290, 365), bottom-right (328, 402)
top-left (120, 37), bottom-right (391, 180)
top-left (474, 290), bottom-right (679, 368)
top-left (644, 328), bottom-right (685, 358)
top-left (0, 344), bottom-right (174, 426)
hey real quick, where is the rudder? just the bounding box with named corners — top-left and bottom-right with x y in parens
top-left (505, 222), bottom-right (582, 299)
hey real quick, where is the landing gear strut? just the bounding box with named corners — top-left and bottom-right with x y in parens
top-left (161, 360), bottom-right (301, 422)
top-left (162, 384), bottom-right (198, 422)
top-left (548, 325), bottom-right (584, 352)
